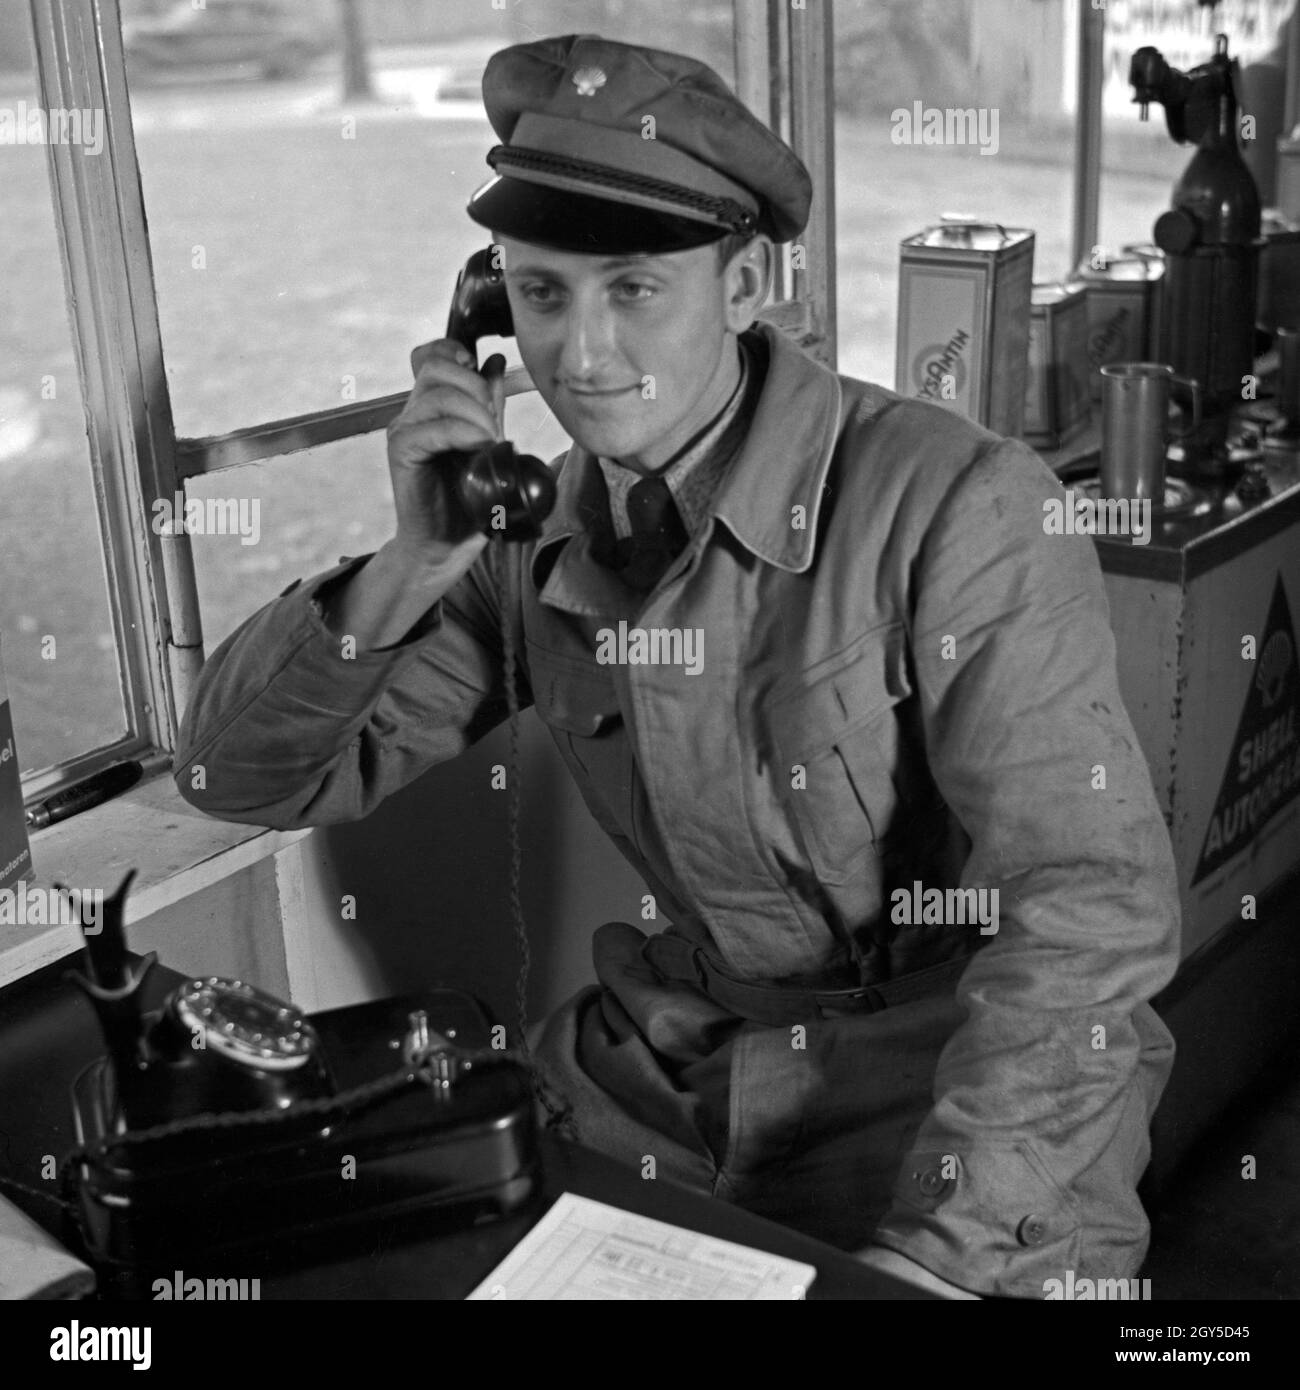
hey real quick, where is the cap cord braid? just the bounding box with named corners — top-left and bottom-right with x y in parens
top-left (488, 145), bottom-right (759, 233)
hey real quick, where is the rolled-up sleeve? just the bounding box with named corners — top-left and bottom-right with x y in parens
top-left (174, 549), bottom-right (522, 829)
top-left (870, 438), bottom-right (1181, 1297)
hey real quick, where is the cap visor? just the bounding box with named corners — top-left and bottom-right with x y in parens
top-left (467, 175), bottom-right (726, 255)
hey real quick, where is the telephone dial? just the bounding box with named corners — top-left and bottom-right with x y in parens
top-left (66, 873), bottom-right (540, 1297)
top-left (444, 245), bottom-right (557, 540)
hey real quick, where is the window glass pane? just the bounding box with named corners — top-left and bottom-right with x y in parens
top-left (833, 0), bottom-right (1075, 387)
top-left (125, 0), bottom-right (739, 440)
top-left (1099, 1), bottom-right (1289, 256)
top-left (188, 436), bottom-right (394, 653)
top-left (0, 16), bottom-right (128, 774)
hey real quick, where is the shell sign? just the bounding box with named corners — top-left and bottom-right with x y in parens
top-left (1194, 577), bottom-right (1300, 885)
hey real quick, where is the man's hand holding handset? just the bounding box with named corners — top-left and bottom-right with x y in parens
top-left (322, 342), bottom-right (506, 651)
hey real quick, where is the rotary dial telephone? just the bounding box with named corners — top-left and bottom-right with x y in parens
top-left (65, 872), bottom-right (539, 1295)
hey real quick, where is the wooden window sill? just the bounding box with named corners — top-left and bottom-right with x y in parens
top-left (1, 770), bottom-right (308, 988)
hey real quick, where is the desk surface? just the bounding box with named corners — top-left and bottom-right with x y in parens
top-left (258, 1135), bottom-right (919, 1301)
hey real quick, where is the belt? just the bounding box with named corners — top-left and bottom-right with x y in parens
top-left (641, 932), bottom-right (973, 1027)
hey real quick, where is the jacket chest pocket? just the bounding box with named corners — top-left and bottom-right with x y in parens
top-left (765, 630), bottom-right (911, 887)
top-left (529, 644), bottom-right (621, 736)
top-left (526, 640), bottom-right (632, 836)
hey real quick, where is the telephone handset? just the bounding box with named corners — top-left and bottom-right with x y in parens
top-left (444, 246), bottom-right (557, 540)
top-left (66, 873), bottom-right (539, 1293)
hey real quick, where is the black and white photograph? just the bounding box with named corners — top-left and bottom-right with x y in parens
top-left (0, 0), bottom-right (1296, 1357)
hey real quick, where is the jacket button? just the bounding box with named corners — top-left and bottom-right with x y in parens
top-left (916, 1167), bottom-right (948, 1198)
top-left (1017, 1215), bottom-right (1047, 1246)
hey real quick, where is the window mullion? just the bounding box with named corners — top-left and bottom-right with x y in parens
top-left (28, 0), bottom-right (204, 752)
top-left (1073, 0), bottom-right (1105, 271)
top-left (787, 0), bottom-right (836, 367)
top-left (733, 1), bottom-right (835, 367)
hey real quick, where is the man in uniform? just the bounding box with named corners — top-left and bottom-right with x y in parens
top-left (176, 34), bottom-right (1181, 1298)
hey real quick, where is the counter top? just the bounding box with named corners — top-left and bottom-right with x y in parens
top-left (1035, 414), bottom-right (1300, 581)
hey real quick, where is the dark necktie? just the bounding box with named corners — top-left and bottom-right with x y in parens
top-left (611, 475), bottom-right (690, 593)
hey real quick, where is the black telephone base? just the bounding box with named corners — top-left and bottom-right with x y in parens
top-left (69, 988), bottom-right (541, 1298)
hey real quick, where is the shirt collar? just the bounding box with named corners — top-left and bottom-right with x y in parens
top-left (596, 339), bottom-right (750, 539)
top-left (531, 320), bottom-right (844, 595)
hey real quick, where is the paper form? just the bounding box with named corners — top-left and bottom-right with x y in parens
top-left (465, 1192), bottom-right (817, 1301)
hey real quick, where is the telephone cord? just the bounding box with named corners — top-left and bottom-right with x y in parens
top-left (0, 1046), bottom-right (516, 1219)
top-left (497, 536), bottom-right (578, 1142)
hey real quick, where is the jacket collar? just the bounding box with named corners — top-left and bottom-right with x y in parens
top-left (530, 320), bottom-right (844, 593)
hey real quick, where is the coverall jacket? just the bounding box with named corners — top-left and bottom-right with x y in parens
top-left (175, 321), bottom-right (1180, 1298)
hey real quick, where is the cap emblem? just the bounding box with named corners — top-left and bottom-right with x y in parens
top-left (571, 65), bottom-right (606, 97)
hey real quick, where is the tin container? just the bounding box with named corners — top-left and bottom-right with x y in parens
top-left (1074, 250), bottom-right (1165, 402)
top-left (1022, 281), bottom-right (1092, 449)
top-left (895, 218), bottom-right (1036, 437)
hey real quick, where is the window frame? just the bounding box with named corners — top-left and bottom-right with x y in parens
top-left (24, 0), bottom-right (200, 805)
